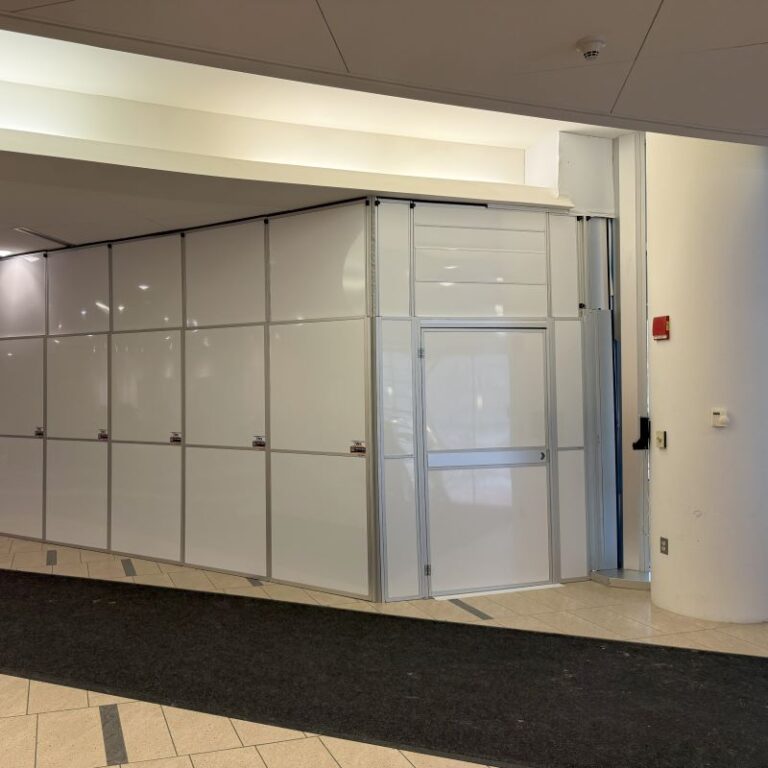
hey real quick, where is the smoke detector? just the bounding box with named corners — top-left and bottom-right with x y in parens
top-left (576, 36), bottom-right (606, 60)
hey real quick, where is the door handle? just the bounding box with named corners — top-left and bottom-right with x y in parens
top-left (632, 417), bottom-right (651, 450)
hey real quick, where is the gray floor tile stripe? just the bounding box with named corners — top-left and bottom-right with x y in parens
top-left (121, 559), bottom-right (137, 577)
top-left (45, 550), bottom-right (57, 566)
top-left (248, 577), bottom-right (263, 586)
top-left (99, 704), bottom-right (128, 765)
top-left (450, 598), bottom-right (493, 620)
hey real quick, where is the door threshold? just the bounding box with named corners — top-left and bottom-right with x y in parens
top-left (591, 568), bottom-right (651, 590)
top-left (434, 583), bottom-right (563, 600)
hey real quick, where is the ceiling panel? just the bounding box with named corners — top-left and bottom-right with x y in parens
top-left (476, 60), bottom-right (632, 114)
top-left (0, 152), bottom-right (361, 252)
top-left (19, 0), bottom-right (346, 72)
top-left (319, 0), bottom-right (661, 84)
top-left (642, 0), bottom-right (768, 57)
top-left (615, 44), bottom-right (768, 138)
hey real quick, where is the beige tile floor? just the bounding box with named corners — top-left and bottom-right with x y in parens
top-left (3, 533), bottom-right (768, 768)
top-left (0, 673), bottom-right (497, 768)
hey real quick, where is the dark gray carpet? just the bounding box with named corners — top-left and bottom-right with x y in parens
top-left (1, 570), bottom-right (767, 768)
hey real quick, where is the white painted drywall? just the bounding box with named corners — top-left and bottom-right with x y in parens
top-left (646, 133), bottom-right (768, 622)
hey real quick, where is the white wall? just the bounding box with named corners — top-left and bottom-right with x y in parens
top-left (646, 133), bottom-right (768, 622)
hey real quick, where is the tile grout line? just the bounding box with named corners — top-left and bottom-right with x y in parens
top-left (159, 705), bottom-right (180, 757)
top-left (33, 712), bottom-right (39, 768)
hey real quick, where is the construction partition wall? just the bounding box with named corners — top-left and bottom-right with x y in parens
top-left (0, 199), bottom-right (376, 600)
top-left (0, 196), bottom-right (601, 602)
top-left (374, 201), bottom-right (595, 600)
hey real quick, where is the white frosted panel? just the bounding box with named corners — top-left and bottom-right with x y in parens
top-left (272, 452), bottom-right (368, 595)
top-left (270, 320), bottom-right (366, 453)
top-left (0, 338), bottom-right (43, 437)
top-left (415, 226), bottom-right (546, 253)
top-left (186, 326), bottom-right (265, 447)
top-left (428, 465), bottom-right (550, 592)
top-left (185, 221), bottom-right (265, 326)
top-left (48, 246), bottom-right (110, 334)
top-left (558, 449), bottom-right (589, 579)
top-left (381, 320), bottom-right (413, 456)
top-left (185, 448), bottom-right (266, 575)
top-left (550, 215), bottom-right (580, 318)
top-left (46, 440), bottom-right (107, 549)
top-left (416, 283), bottom-right (547, 318)
top-left (111, 443), bottom-right (181, 560)
top-left (424, 330), bottom-right (547, 450)
top-left (555, 321), bottom-right (585, 448)
top-left (377, 201), bottom-right (410, 317)
top-left (383, 457), bottom-right (420, 600)
top-left (414, 205), bottom-right (546, 231)
top-left (269, 204), bottom-right (367, 321)
top-left (113, 235), bottom-right (182, 331)
top-left (415, 249), bottom-right (546, 285)
top-left (112, 331), bottom-right (181, 443)
top-left (0, 255), bottom-right (45, 338)
top-left (47, 335), bottom-right (108, 440)
top-left (0, 437), bottom-right (42, 538)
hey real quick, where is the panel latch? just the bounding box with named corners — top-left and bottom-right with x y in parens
top-left (350, 440), bottom-right (366, 455)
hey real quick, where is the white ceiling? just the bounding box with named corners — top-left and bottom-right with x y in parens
top-left (0, 151), bottom-right (362, 254)
top-left (0, 0), bottom-right (766, 144)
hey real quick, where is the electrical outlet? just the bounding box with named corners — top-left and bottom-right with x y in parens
top-left (660, 537), bottom-right (669, 555)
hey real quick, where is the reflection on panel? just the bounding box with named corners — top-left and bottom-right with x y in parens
top-left (48, 246), bottom-right (110, 334)
top-left (270, 204), bottom-right (366, 321)
top-left (270, 320), bottom-right (366, 454)
top-left (555, 321), bottom-right (585, 448)
top-left (186, 222), bottom-right (265, 327)
top-left (415, 282), bottom-right (547, 318)
top-left (415, 248), bottom-right (546, 285)
top-left (112, 235), bottom-right (182, 331)
top-left (0, 255), bottom-right (45, 338)
top-left (112, 331), bottom-right (181, 443)
top-left (414, 224), bottom-right (546, 253)
top-left (383, 457), bottom-right (420, 600)
top-left (424, 330), bottom-right (546, 451)
top-left (558, 449), bottom-right (588, 579)
top-left (549, 215), bottom-right (580, 318)
top-left (381, 320), bottom-right (414, 456)
top-left (377, 202), bottom-right (410, 317)
top-left (428, 465), bottom-right (550, 593)
top-left (46, 441), bottom-right (107, 549)
top-left (186, 326), bottom-right (265, 447)
top-left (47, 335), bottom-right (108, 440)
top-left (0, 437), bottom-right (43, 538)
top-left (0, 338), bottom-right (43, 437)
top-left (185, 448), bottom-right (266, 575)
top-left (272, 452), bottom-right (368, 595)
top-left (414, 205), bottom-right (546, 232)
top-left (111, 443), bottom-right (181, 561)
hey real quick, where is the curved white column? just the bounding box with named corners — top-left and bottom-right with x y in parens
top-left (646, 133), bottom-right (768, 622)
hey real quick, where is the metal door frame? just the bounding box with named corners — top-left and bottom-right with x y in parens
top-left (414, 320), bottom-right (559, 597)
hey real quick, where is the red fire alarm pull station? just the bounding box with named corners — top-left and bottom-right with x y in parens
top-left (652, 315), bottom-right (671, 341)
